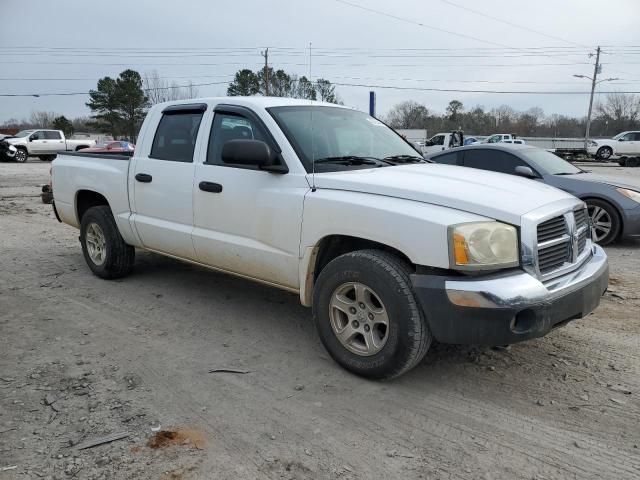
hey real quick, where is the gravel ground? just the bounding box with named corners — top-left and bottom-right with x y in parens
top-left (1, 159), bottom-right (639, 480)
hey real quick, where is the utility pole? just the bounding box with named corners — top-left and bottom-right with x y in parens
top-left (584, 46), bottom-right (601, 146)
top-left (261, 48), bottom-right (269, 96)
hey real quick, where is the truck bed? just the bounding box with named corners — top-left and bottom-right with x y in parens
top-left (52, 151), bottom-right (138, 244)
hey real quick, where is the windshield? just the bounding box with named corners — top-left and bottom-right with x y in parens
top-left (522, 148), bottom-right (582, 175)
top-left (14, 130), bottom-right (34, 138)
top-left (268, 106), bottom-right (420, 172)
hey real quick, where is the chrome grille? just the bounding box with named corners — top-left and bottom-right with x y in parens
top-left (537, 216), bottom-right (567, 242)
top-left (574, 208), bottom-right (588, 255)
top-left (534, 207), bottom-right (591, 277)
top-left (537, 215), bottom-right (570, 273)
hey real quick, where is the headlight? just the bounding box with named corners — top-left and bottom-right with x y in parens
top-left (617, 188), bottom-right (640, 203)
top-left (450, 222), bottom-right (519, 270)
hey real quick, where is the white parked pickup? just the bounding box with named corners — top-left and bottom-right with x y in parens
top-left (587, 131), bottom-right (640, 160)
top-left (5, 129), bottom-right (96, 162)
top-left (51, 97), bottom-right (609, 379)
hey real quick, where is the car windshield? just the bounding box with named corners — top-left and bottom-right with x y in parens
top-left (14, 130), bottom-right (34, 138)
top-left (522, 148), bottom-right (583, 175)
top-left (268, 106), bottom-right (421, 172)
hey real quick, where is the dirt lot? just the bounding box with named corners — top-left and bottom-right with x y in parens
top-left (1, 159), bottom-right (639, 480)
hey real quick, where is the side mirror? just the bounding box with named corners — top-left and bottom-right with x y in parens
top-left (221, 139), bottom-right (287, 173)
top-left (515, 166), bottom-right (537, 179)
top-left (29, 136), bottom-right (34, 142)
top-left (618, 138), bottom-right (625, 142)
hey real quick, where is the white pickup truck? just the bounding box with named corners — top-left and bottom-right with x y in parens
top-left (51, 97), bottom-right (609, 379)
top-left (420, 131), bottom-right (464, 155)
top-left (5, 129), bottom-right (96, 162)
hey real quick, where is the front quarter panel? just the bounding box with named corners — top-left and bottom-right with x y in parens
top-left (300, 189), bottom-right (492, 270)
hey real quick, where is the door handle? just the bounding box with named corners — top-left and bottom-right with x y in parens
top-left (135, 173), bottom-right (152, 183)
top-left (199, 181), bottom-right (223, 193)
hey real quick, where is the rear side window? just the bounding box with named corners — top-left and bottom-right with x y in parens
top-left (150, 111), bottom-right (204, 162)
top-left (432, 151), bottom-right (460, 165)
top-left (45, 131), bottom-right (62, 139)
top-left (463, 150), bottom-right (528, 175)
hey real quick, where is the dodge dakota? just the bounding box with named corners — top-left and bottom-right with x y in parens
top-left (51, 97), bottom-right (609, 379)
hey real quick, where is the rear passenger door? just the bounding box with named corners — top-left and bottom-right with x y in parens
top-left (462, 149), bottom-right (531, 176)
top-left (44, 131), bottom-right (65, 153)
top-left (131, 104), bottom-right (206, 260)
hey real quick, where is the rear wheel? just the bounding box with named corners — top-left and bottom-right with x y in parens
top-left (80, 206), bottom-right (135, 279)
top-left (14, 148), bottom-right (28, 163)
top-left (596, 146), bottom-right (613, 160)
top-left (39, 155), bottom-right (56, 162)
top-left (313, 249), bottom-right (431, 379)
top-left (627, 157), bottom-right (640, 167)
top-left (586, 199), bottom-right (621, 245)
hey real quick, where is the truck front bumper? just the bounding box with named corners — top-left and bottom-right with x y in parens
top-left (411, 245), bottom-right (609, 345)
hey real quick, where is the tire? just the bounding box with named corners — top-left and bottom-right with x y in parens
top-left (14, 148), bottom-right (28, 163)
top-left (618, 157), bottom-right (627, 167)
top-left (627, 157), bottom-right (640, 167)
top-left (39, 155), bottom-right (56, 162)
top-left (596, 146), bottom-right (613, 160)
top-left (586, 199), bottom-right (621, 246)
top-left (80, 205), bottom-right (135, 279)
top-left (313, 249), bottom-right (432, 379)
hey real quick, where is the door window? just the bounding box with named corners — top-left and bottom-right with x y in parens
top-left (463, 150), bottom-right (528, 175)
top-left (432, 151), bottom-right (460, 165)
top-left (44, 131), bottom-right (62, 139)
top-left (150, 111), bottom-right (204, 162)
top-left (430, 135), bottom-right (445, 146)
top-left (206, 113), bottom-right (269, 165)
top-left (30, 131), bottom-right (43, 140)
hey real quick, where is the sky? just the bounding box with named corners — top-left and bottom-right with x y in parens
top-left (1, 0), bottom-right (639, 125)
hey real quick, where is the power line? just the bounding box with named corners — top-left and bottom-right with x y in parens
top-left (0, 80), bottom-right (230, 97)
top-left (3, 81), bottom-right (639, 98)
top-left (438, 0), bottom-right (590, 48)
top-left (334, 0), bottom-right (516, 49)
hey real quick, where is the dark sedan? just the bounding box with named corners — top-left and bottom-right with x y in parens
top-left (426, 144), bottom-right (640, 245)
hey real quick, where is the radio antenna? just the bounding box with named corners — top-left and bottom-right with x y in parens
top-left (309, 42), bottom-right (316, 191)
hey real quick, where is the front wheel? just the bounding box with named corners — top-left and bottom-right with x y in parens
top-left (14, 148), bottom-right (28, 163)
top-left (596, 146), bottom-right (613, 160)
top-left (313, 250), bottom-right (432, 379)
top-left (586, 199), bottom-right (621, 245)
top-left (80, 206), bottom-right (135, 279)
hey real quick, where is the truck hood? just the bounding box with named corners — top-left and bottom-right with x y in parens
top-left (312, 164), bottom-right (576, 225)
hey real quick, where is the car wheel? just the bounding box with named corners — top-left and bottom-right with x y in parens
top-left (39, 155), bottom-right (56, 162)
top-left (80, 205), bottom-right (135, 279)
top-left (627, 157), bottom-right (640, 167)
top-left (586, 199), bottom-right (621, 245)
top-left (313, 249), bottom-right (432, 379)
top-left (618, 157), bottom-right (627, 167)
top-left (14, 148), bottom-right (28, 163)
top-left (596, 147), bottom-right (613, 160)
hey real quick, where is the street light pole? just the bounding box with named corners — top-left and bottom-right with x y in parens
top-left (584, 46), bottom-right (601, 147)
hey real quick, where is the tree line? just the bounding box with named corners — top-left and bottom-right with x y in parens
top-left (3, 67), bottom-right (638, 140)
top-left (385, 93), bottom-right (640, 138)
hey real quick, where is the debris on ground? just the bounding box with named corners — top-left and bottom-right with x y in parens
top-left (75, 432), bottom-right (130, 450)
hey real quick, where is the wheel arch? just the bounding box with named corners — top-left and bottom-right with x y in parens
top-left (299, 234), bottom-right (416, 307)
top-left (75, 189), bottom-right (111, 225)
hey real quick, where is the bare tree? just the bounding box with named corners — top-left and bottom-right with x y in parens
top-left (143, 71), bottom-right (200, 105)
top-left (385, 101), bottom-right (430, 129)
top-left (29, 111), bottom-right (57, 128)
top-left (595, 92), bottom-right (640, 132)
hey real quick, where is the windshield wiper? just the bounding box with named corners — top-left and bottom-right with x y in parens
top-left (382, 155), bottom-right (426, 164)
top-left (314, 156), bottom-right (381, 166)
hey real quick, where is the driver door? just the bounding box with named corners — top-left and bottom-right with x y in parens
top-left (28, 131), bottom-right (49, 155)
top-left (192, 106), bottom-right (308, 289)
